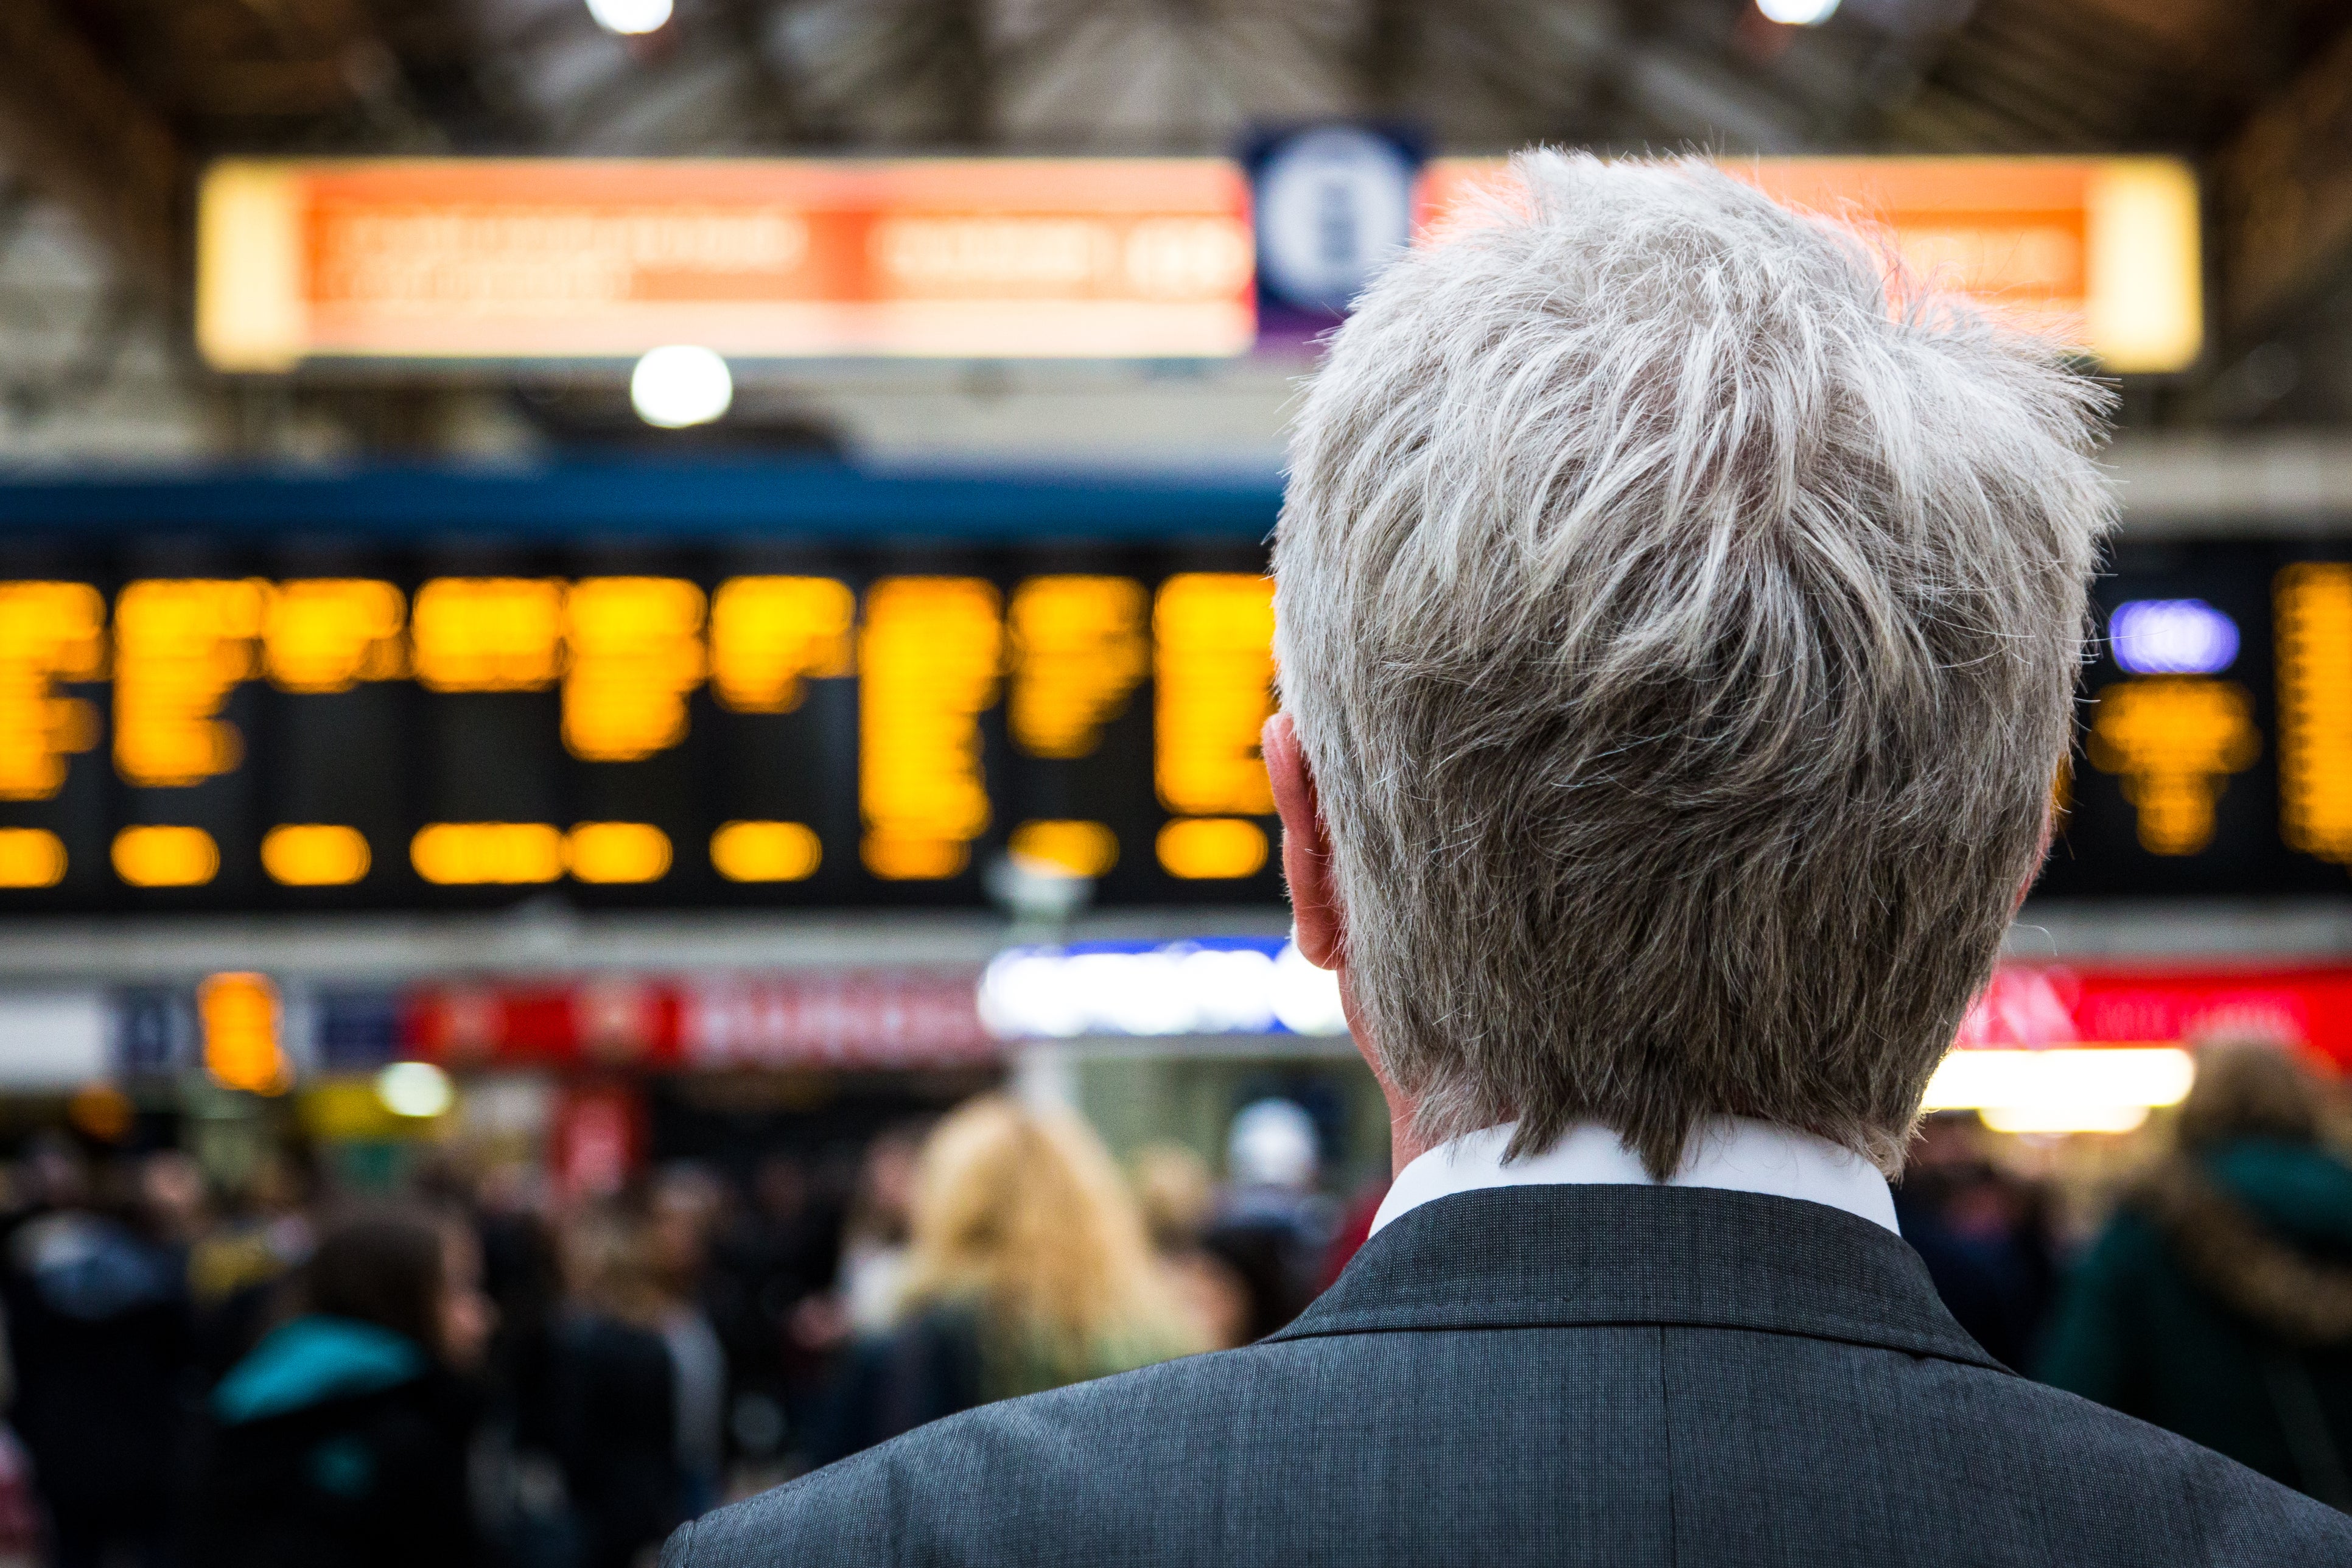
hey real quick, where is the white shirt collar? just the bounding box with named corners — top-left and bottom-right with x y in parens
top-left (1368, 1117), bottom-right (1900, 1238)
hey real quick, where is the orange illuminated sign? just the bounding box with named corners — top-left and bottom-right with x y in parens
top-left (1008, 575), bottom-right (1148, 759)
top-left (2277, 564), bottom-right (2352, 863)
top-left (113, 580), bottom-right (267, 789)
top-left (1415, 157), bottom-right (2202, 373)
top-left (859, 577), bottom-right (1002, 880)
top-left (198, 159), bottom-right (1256, 368)
top-left (0, 582), bottom-right (103, 802)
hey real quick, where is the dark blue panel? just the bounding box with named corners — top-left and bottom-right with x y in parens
top-left (0, 460), bottom-right (1285, 544)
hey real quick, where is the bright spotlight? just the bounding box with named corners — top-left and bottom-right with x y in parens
top-left (630, 345), bottom-right (732, 429)
top-left (376, 1060), bottom-right (455, 1119)
top-left (586, 0), bottom-right (673, 35)
top-left (1757, 0), bottom-right (1839, 23)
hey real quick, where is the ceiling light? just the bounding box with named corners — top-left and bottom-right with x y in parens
top-left (630, 345), bottom-right (732, 429)
top-left (1757, 0), bottom-right (1839, 23)
top-left (586, 0), bottom-right (673, 35)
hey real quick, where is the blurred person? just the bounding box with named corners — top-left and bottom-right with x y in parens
top-left (183, 1207), bottom-right (492, 1568)
top-left (707, 1153), bottom-right (835, 1474)
top-left (669, 153), bottom-right (2350, 1565)
top-left (2, 1144), bottom-right (192, 1568)
top-left (1894, 1113), bottom-right (2059, 1371)
top-left (807, 1097), bottom-right (1195, 1464)
top-left (648, 1167), bottom-right (730, 1514)
top-left (551, 1203), bottom-right (684, 1568)
top-left (189, 1146), bottom-right (320, 1382)
top-left (1204, 1099), bottom-right (1333, 1339)
top-left (831, 1128), bottom-right (922, 1339)
top-left (2040, 1042), bottom-right (2352, 1505)
top-left (1132, 1143), bottom-right (1251, 1353)
top-left (461, 1163), bottom-right (576, 1568)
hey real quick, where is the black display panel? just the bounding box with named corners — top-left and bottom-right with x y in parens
top-left (2, 529), bottom-right (2348, 912)
top-left (0, 539), bottom-right (1284, 912)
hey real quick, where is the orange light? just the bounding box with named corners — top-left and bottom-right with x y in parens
top-left (261, 824), bottom-right (371, 886)
top-left (563, 578), bottom-right (705, 762)
top-left (2277, 563), bottom-right (2352, 864)
top-left (1009, 819), bottom-right (1119, 878)
top-left (1009, 576), bottom-right (1149, 758)
top-left (710, 820), bottom-right (822, 883)
top-left (1416, 157), bottom-right (2202, 373)
top-left (0, 828), bottom-right (67, 889)
top-left (66, 1083), bottom-right (135, 1143)
top-left (411, 578), bottom-right (563, 691)
top-left (200, 971), bottom-right (289, 1096)
top-left (411, 822), bottom-right (564, 885)
top-left (0, 581), bottom-right (104, 802)
top-left (859, 577), bottom-right (1002, 879)
top-left (862, 833), bottom-right (971, 881)
top-left (1156, 817), bottom-right (1269, 880)
top-left (113, 580), bottom-right (268, 788)
top-left (264, 579), bottom-right (406, 692)
top-left (710, 576), bottom-right (855, 713)
top-left (2086, 678), bottom-right (2260, 855)
top-left (197, 158), bottom-right (1255, 366)
top-left (1153, 573), bottom-right (1276, 817)
top-left (112, 825), bottom-right (220, 887)
top-left (565, 821), bottom-right (673, 884)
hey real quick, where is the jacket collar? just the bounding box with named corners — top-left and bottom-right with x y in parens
top-left (1271, 1183), bottom-right (2004, 1373)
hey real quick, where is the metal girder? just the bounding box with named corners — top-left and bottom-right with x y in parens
top-left (2219, 26), bottom-right (2352, 335)
top-left (0, 0), bottom-right (183, 287)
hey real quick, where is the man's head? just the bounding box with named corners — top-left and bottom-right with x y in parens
top-left (1270, 152), bottom-right (2115, 1179)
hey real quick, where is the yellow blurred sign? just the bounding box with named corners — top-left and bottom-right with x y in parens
top-left (1153, 573), bottom-right (1276, 819)
top-left (201, 971), bottom-right (289, 1096)
top-left (113, 825), bottom-right (221, 888)
top-left (1009, 576), bottom-right (1149, 760)
top-left (709, 576), bottom-right (855, 713)
top-left (412, 578), bottom-right (564, 692)
top-left (1415, 157), bottom-right (2203, 373)
top-left (860, 577), bottom-right (1002, 879)
top-left (262, 824), bottom-right (372, 887)
top-left (264, 580), bottom-right (407, 693)
top-left (113, 580), bottom-right (268, 788)
top-left (2278, 563), bottom-right (2352, 864)
top-left (0, 583), bottom-right (103, 802)
top-left (2087, 678), bottom-right (2260, 855)
top-left (710, 819), bottom-right (822, 883)
top-left (563, 578), bottom-right (706, 763)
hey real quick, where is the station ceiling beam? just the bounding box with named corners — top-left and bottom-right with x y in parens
top-left (0, 0), bottom-right (184, 289)
top-left (2219, 27), bottom-right (2352, 337)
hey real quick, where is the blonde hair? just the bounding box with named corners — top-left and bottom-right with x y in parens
top-left (900, 1096), bottom-right (1187, 1390)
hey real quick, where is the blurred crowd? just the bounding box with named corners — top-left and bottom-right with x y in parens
top-left (0, 1091), bottom-right (1372, 1568)
top-left (0, 1047), bottom-right (2347, 1567)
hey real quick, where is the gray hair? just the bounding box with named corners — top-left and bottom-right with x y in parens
top-left (1272, 152), bottom-right (2115, 1178)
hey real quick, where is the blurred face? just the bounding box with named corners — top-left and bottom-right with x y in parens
top-left (438, 1227), bottom-right (495, 1371)
top-left (649, 1194), bottom-right (708, 1286)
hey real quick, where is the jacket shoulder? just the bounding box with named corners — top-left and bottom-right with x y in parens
top-left (1979, 1373), bottom-right (2352, 1565)
top-left (663, 1346), bottom-right (1251, 1567)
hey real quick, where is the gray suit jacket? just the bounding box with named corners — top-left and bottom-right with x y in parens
top-left (667, 1185), bottom-right (2352, 1565)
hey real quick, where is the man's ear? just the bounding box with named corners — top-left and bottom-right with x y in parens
top-left (1264, 711), bottom-right (1343, 970)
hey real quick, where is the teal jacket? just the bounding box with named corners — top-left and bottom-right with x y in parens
top-left (2038, 1139), bottom-right (2352, 1499)
top-left (212, 1315), bottom-right (427, 1425)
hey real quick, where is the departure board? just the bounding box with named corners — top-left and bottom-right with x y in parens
top-left (2038, 539), bottom-right (2352, 898)
top-left (0, 541), bottom-right (1281, 911)
top-left (1, 531), bottom-right (2350, 911)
